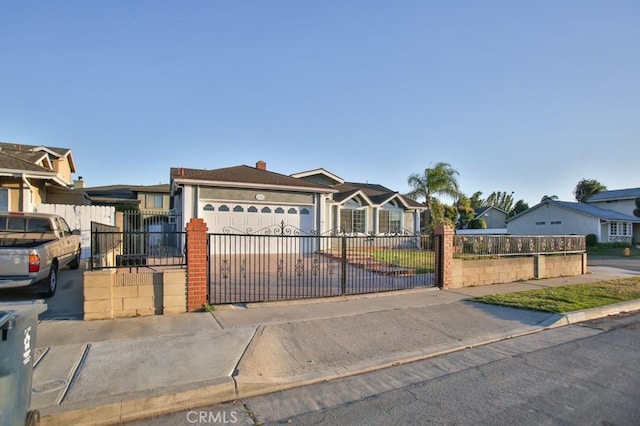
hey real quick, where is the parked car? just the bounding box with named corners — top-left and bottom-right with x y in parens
top-left (0, 212), bottom-right (81, 297)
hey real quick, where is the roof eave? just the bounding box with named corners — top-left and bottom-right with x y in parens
top-left (172, 178), bottom-right (337, 194)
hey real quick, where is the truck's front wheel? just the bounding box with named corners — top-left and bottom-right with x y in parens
top-left (42, 262), bottom-right (58, 298)
top-left (68, 245), bottom-right (81, 270)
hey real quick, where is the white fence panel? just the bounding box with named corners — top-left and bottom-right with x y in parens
top-left (34, 204), bottom-right (116, 259)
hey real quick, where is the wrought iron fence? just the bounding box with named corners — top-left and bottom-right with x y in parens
top-left (90, 221), bottom-right (186, 270)
top-left (454, 234), bottom-right (586, 257)
top-left (209, 224), bottom-right (436, 304)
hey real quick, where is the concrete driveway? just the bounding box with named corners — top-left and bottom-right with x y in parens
top-left (0, 264), bottom-right (85, 320)
top-left (588, 256), bottom-right (640, 274)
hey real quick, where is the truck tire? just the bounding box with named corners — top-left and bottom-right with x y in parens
top-left (68, 245), bottom-right (81, 270)
top-left (42, 262), bottom-right (58, 298)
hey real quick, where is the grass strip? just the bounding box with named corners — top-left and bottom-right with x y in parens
top-left (471, 277), bottom-right (640, 313)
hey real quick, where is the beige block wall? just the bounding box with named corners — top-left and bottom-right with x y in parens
top-left (84, 268), bottom-right (187, 320)
top-left (451, 254), bottom-right (585, 288)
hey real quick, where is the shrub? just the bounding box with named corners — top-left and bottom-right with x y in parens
top-left (586, 234), bottom-right (598, 246)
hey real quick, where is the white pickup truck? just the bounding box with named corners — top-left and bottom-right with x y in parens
top-left (0, 212), bottom-right (82, 297)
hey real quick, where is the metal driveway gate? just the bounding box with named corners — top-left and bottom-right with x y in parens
top-left (209, 224), bottom-right (437, 304)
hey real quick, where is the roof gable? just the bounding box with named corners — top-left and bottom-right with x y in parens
top-left (290, 168), bottom-right (344, 186)
top-left (334, 182), bottom-right (424, 209)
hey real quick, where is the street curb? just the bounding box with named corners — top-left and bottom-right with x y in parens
top-left (541, 299), bottom-right (640, 328)
top-left (40, 377), bottom-right (237, 426)
top-left (39, 300), bottom-right (640, 426)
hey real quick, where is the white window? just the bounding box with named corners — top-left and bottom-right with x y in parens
top-left (609, 222), bottom-right (632, 237)
top-left (379, 202), bottom-right (402, 233)
top-left (340, 199), bottom-right (366, 233)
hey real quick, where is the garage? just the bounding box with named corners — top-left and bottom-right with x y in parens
top-left (201, 202), bottom-right (314, 235)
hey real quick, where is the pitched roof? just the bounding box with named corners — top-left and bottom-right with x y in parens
top-left (0, 149), bottom-right (57, 175)
top-left (508, 200), bottom-right (640, 223)
top-left (0, 142), bottom-right (76, 179)
top-left (83, 184), bottom-right (170, 193)
top-left (586, 187), bottom-right (640, 202)
top-left (334, 182), bottom-right (424, 209)
top-left (171, 165), bottom-right (333, 192)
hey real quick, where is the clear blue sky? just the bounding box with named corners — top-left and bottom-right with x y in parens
top-left (1, 1), bottom-right (638, 206)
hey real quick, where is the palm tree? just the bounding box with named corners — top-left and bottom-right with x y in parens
top-left (406, 162), bottom-right (461, 229)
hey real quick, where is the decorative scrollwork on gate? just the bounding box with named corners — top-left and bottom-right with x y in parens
top-left (277, 259), bottom-right (284, 279)
top-left (295, 259), bottom-right (304, 278)
top-left (222, 220), bottom-right (317, 236)
top-left (220, 259), bottom-right (230, 279)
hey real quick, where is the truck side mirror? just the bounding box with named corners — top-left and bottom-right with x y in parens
top-left (72, 229), bottom-right (81, 236)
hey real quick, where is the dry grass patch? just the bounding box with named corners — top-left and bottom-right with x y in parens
top-left (472, 277), bottom-right (640, 313)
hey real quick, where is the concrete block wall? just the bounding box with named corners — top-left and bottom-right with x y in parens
top-left (84, 269), bottom-right (187, 320)
top-left (449, 254), bottom-right (585, 289)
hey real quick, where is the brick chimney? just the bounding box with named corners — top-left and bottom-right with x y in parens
top-left (73, 177), bottom-right (85, 189)
top-left (256, 161), bottom-right (267, 171)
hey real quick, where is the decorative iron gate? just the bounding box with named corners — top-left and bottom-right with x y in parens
top-left (209, 223), bottom-right (437, 304)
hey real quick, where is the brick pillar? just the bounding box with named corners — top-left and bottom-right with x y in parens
top-left (186, 218), bottom-right (208, 311)
top-left (435, 225), bottom-right (454, 288)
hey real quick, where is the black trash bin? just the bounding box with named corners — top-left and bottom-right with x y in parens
top-left (0, 301), bottom-right (47, 426)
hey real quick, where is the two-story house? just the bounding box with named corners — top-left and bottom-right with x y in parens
top-left (0, 142), bottom-right (82, 211)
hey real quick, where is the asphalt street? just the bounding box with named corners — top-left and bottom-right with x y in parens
top-left (125, 310), bottom-right (640, 426)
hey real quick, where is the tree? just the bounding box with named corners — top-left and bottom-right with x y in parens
top-left (483, 191), bottom-right (514, 211)
top-left (508, 199), bottom-right (529, 218)
top-left (469, 191), bottom-right (484, 210)
top-left (574, 179), bottom-right (607, 202)
top-left (406, 162), bottom-right (461, 230)
top-left (455, 195), bottom-right (475, 229)
top-left (427, 199), bottom-right (455, 231)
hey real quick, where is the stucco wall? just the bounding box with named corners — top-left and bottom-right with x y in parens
top-left (84, 269), bottom-right (187, 320)
top-left (450, 254), bottom-right (586, 288)
top-left (507, 204), bottom-right (598, 236)
top-left (200, 187), bottom-right (315, 204)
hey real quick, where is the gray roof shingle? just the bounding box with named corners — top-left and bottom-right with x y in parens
top-left (171, 165), bottom-right (332, 191)
top-left (549, 201), bottom-right (640, 222)
top-left (587, 188), bottom-right (640, 202)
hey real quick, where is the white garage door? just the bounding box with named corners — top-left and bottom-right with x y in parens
top-left (201, 203), bottom-right (314, 235)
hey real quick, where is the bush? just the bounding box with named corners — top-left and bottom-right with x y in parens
top-left (586, 234), bottom-right (598, 246)
top-left (599, 242), bottom-right (633, 249)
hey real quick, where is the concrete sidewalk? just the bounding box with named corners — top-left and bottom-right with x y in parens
top-left (32, 266), bottom-right (640, 425)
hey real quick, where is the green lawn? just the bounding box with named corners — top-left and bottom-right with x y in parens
top-left (367, 249), bottom-right (435, 274)
top-left (471, 277), bottom-right (640, 313)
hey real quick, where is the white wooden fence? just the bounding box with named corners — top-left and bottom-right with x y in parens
top-left (34, 204), bottom-right (116, 259)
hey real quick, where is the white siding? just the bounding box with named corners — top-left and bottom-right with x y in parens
top-left (507, 204), bottom-right (599, 237)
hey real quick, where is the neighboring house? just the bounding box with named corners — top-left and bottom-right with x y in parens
top-left (506, 199), bottom-right (640, 244)
top-left (77, 182), bottom-right (171, 214)
top-left (585, 187), bottom-right (640, 219)
top-left (474, 206), bottom-right (508, 229)
top-left (0, 141), bottom-right (83, 211)
top-left (170, 161), bottom-right (425, 236)
top-left (457, 206), bottom-right (508, 235)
